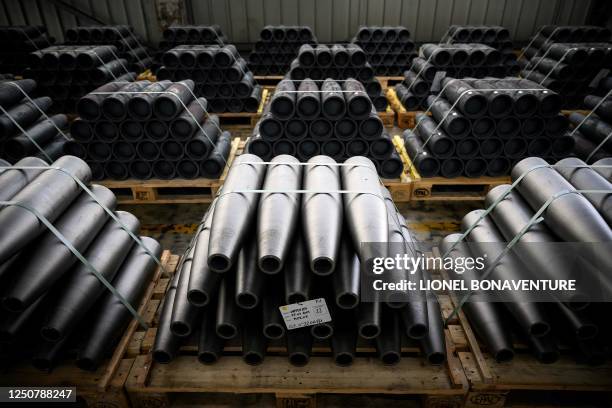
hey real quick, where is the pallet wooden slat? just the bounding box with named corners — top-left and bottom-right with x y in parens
top-left (254, 75), bottom-right (285, 86)
top-left (126, 356), bottom-right (467, 408)
top-left (126, 354), bottom-right (463, 393)
top-left (433, 249), bottom-right (494, 386)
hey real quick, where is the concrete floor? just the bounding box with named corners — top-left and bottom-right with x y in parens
top-left (120, 200), bottom-right (483, 256)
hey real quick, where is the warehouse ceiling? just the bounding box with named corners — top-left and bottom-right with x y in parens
top-left (0, 0), bottom-right (596, 46)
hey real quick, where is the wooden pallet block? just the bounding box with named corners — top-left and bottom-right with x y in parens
top-left (399, 110), bottom-right (420, 129)
top-left (124, 251), bottom-right (469, 408)
top-left (432, 247), bottom-right (612, 408)
top-left (0, 250), bottom-right (175, 408)
top-left (382, 177), bottom-right (412, 203)
top-left (97, 137), bottom-right (241, 204)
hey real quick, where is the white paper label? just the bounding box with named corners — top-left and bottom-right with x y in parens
top-left (279, 298), bottom-right (332, 330)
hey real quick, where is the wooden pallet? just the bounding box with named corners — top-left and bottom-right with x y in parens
top-left (214, 88), bottom-right (270, 127)
top-left (126, 351), bottom-right (467, 408)
top-left (97, 138), bottom-right (242, 204)
top-left (124, 255), bottom-right (469, 408)
top-left (431, 248), bottom-right (612, 408)
top-left (386, 88), bottom-right (430, 129)
top-left (126, 331), bottom-right (468, 408)
top-left (0, 250), bottom-right (175, 408)
top-left (392, 135), bottom-right (510, 201)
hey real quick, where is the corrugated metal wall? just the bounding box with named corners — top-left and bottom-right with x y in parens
top-left (0, 0), bottom-right (594, 45)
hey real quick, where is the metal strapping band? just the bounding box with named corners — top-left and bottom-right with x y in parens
top-left (0, 164), bottom-right (167, 278)
top-left (0, 199), bottom-right (147, 328)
